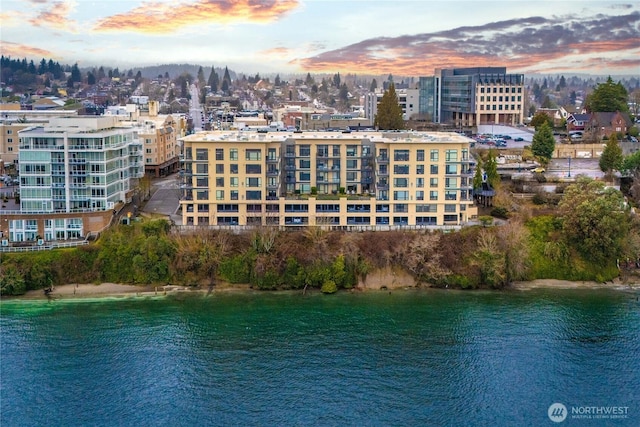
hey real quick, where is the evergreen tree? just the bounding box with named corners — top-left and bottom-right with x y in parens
top-left (333, 73), bottom-right (340, 87)
top-left (531, 121), bottom-right (555, 164)
top-left (70, 63), bottom-right (81, 83)
top-left (585, 76), bottom-right (629, 113)
top-left (97, 66), bottom-right (105, 81)
top-left (373, 83), bottom-right (404, 130)
top-left (38, 58), bottom-right (47, 74)
top-left (559, 75), bottom-right (566, 89)
top-left (87, 72), bottom-right (96, 85)
top-left (473, 159), bottom-right (484, 190)
top-left (339, 83), bottom-right (349, 104)
top-left (599, 134), bottom-right (623, 176)
top-left (484, 152), bottom-right (500, 189)
top-left (369, 79), bottom-right (377, 92)
top-left (197, 66), bottom-right (205, 86)
top-left (274, 74), bottom-right (281, 86)
top-left (207, 66), bottom-right (219, 92)
top-left (305, 73), bottom-right (314, 86)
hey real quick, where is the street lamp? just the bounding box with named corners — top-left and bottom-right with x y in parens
top-left (568, 155), bottom-right (571, 178)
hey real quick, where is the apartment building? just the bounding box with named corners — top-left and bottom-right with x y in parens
top-left (179, 130), bottom-right (477, 228)
top-left (139, 114), bottom-right (180, 177)
top-left (434, 67), bottom-right (525, 128)
top-left (364, 88), bottom-right (420, 122)
top-left (1, 116), bottom-right (144, 244)
top-left (1, 109), bottom-right (79, 166)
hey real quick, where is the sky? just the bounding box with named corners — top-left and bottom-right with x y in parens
top-left (1, 0), bottom-right (639, 77)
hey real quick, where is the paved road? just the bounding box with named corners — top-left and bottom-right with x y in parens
top-left (141, 174), bottom-right (182, 224)
top-left (190, 83), bottom-right (204, 131)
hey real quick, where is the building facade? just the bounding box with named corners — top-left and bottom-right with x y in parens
top-left (435, 67), bottom-right (525, 129)
top-left (2, 116), bottom-right (144, 244)
top-left (364, 88), bottom-right (420, 122)
top-left (179, 130), bottom-right (477, 228)
top-left (139, 114), bottom-right (180, 177)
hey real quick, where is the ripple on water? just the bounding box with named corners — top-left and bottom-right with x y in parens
top-left (1, 289), bottom-right (639, 426)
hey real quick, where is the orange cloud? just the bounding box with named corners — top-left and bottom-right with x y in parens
top-left (295, 12), bottom-right (640, 75)
top-left (28, 0), bottom-right (77, 31)
top-left (0, 41), bottom-right (56, 59)
top-left (94, 0), bottom-right (300, 34)
top-left (259, 47), bottom-right (293, 56)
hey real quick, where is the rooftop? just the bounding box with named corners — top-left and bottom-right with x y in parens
top-left (180, 130), bottom-right (473, 144)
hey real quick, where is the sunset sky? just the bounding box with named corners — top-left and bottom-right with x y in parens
top-left (1, 0), bottom-right (639, 76)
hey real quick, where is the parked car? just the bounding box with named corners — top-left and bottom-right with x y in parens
top-left (531, 167), bottom-right (545, 173)
top-left (514, 137), bottom-right (524, 142)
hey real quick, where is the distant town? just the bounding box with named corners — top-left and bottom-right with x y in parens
top-left (1, 56), bottom-right (639, 250)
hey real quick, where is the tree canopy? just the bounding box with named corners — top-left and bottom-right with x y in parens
top-left (531, 121), bottom-right (555, 164)
top-left (584, 76), bottom-right (629, 113)
top-left (530, 112), bottom-right (554, 130)
top-left (374, 83), bottom-right (404, 130)
top-left (558, 178), bottom-right (629, 263)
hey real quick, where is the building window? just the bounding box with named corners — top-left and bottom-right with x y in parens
top-left (445, 204), bottom-right (457, 213)
top-left (299, 145), bottom-right (311, 157)
top-left (394, 203), bottom-right (408, 213)
top-left (230, 177), bottom-right (238, 187)
top-left (430, 165), bottom-right (439, 174)
top-left (230, 190), bottom-right (238, 200)
top-left (429, 191), bottom-right (438, 201)
top-left (416, 190), bottom-right (424, 201)
top-left (246, 191), bottom-right (262, 200)
top-left (394, 165), bottom-right (409, 174)
top-left (230, 149), bottom-right (238, 161)
top-left (416, 178), bottom-right (424, 188)
top-left (430, 149), bottom-right (439, 161)
top-left (244, 164), bottom-right (261, 174)
top-left (230, 164), bottom-right (238, 174)
top-left (393, 191), bottom-right (409, 200)
top-left (246, 177), bottom-right (261, 187)
top-left (216, 177), bottom-right (224, 187)
top-left (393, 217), bottom-right (408, 226)
top-left (417, 149), bottom-right (425, 161)
top-left (215, 149), bottom-right (224, 160)
top-left (216, 190), bottom-right (224, 200)
top-left (394, 178), bottom-right (408, 187)
top-left (246, 149), bottom-right (261, 161)
top-left (394, 150), bottom-right (409, 161)
top-left (196, 190), bottom-right (209, 200)
top-left (416, 165), bottom-right (424, 175)
top-left (215, 164), bottom-right (224, 174)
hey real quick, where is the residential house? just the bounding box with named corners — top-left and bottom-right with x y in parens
top-left (586, 111), bottom-right (633, 140)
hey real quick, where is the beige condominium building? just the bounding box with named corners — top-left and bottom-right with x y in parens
top-left (179, 130), bottom-right (477, 229)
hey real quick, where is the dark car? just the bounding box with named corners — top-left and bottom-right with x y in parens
top-left (514, 137), bottom-right (524, 142)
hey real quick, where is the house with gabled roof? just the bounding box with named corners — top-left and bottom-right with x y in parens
top-left (567, 113), bottom-right (590, 132)
top-left (586, 111), bottom-right (633, 140)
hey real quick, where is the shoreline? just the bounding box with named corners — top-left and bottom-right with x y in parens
top-left (2, 279), bottom-right (639, 302)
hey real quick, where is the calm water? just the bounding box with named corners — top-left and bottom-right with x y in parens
top-left (1, 289), bottom-right (639, 426)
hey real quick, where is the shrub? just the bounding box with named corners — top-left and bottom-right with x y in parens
top-left (490, 207), bottom-right (509, 219)
top-left (321, 280), bottom-right (338, 294)
top-left (532, 192), bottom-right (547, 205)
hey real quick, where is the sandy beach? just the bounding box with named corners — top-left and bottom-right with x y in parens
top-left (5, 277), bottom-right (638, 301)
top-left (12, 282), bottom-right (257, 301)
top-left (509, 278), bottom-right (638, 291)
